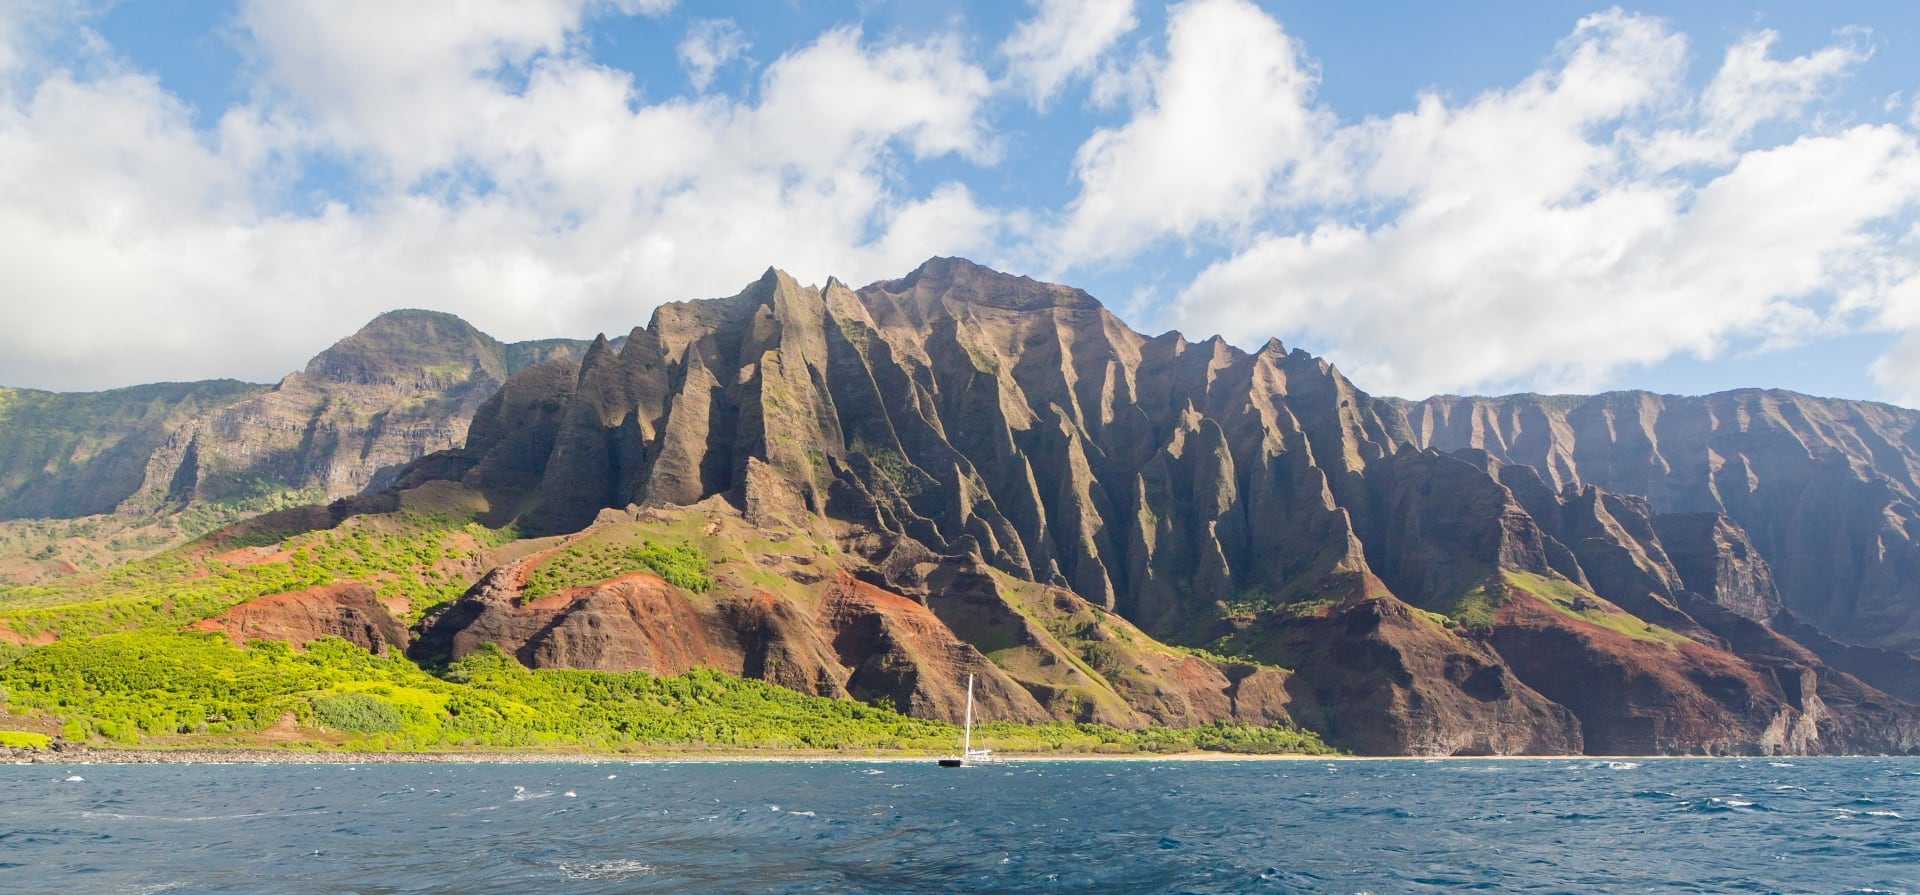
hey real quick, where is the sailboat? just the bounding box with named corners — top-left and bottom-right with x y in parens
top-left (938, 673), bottom-right (1003, 767)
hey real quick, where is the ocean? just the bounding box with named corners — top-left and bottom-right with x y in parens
top-left (2, 757), bottom-right (1915, 894)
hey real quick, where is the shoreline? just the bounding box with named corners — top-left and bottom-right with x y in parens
top-left (2, 745), bottom-right (1868, 766)
top-left (1, 745), bottom-right (1337, 765)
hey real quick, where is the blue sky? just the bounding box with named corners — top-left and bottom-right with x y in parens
top-left (2, 1), bottom-right (1917, 405)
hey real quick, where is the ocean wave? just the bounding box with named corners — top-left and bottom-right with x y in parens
top-left (558, 859), bottom-right (655, 880)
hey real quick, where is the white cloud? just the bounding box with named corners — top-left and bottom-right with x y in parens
top-left (610, 0), bottom-right (676, 14)
top-left (1703, 29), bottom-right (1866, 135)
top-left (1869, 277), bottom-right (1920, 404)
top-left (1168, 11), bottom-right (1920, 399)
top-left (678, 18), bottom-right (748, 92)
top-left (1002, 0), bottom-right (1136, 109)
top-left (1641, 28), bottom-right (1866, 169)
top-left (0, 0), bottom-right (91, 78)
top-left (0, 2), bottom-right (1000, 391)
top-left (3, 1), bottom-right (1917, 409)
top-left (1051, 0), bottom-right (1324, 263)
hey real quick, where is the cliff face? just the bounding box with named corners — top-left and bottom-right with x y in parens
top-left (0, 312), bottom-right (595, 527)
top-left (391, 258), bottom-right (1920, 755)
top-left (1401, 392), bottom-right (1920, 653)
top-left (0, 381), bottom-right (265, 520)
top-left (10, 258), bottom-right (1917, 755)
top-left (129, 310), bottom-right (595, 513)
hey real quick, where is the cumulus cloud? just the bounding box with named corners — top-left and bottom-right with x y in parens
top-left (678, 18), bottom-right (749, 92)
top-left (1166, 10), bottom-right (1920, 398)
top-left (1002, 0), bottom-right (1137, 109)
top-left (0, 0), bottom-right (66, 75)
top-left (4, 1), bottom-right (1917, 408)
top-left (1641, 28), bottom-right (1867, 169)
top-left (0, 1), bottom-right (1000, 390)
top-left (1051, 0), bottom-right (1325, 263)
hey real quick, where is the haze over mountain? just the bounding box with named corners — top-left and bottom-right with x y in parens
top-left (7, 258), bottom-right (1920, 756)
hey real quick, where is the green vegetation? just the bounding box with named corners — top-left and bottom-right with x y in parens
top-left (0, 381), bottom-right (264, 520)
top-left (521, 540), bottom-right (712, 600)
top-left (287, 521), bottom-right (482, 620)
top-left (1437, 584), bottom-right (1504, 630)
top-left (0, 631), bottom-right (933, 748)
top-left (0, 551), bottom-right (331, 639)
top-left (974, 719), bottom-right (1333, 755)
top-left (1504, 571), bottom-right (1691, 645)
top-left (312, 692), bottom-right (406, 734)
top-left (0, 630), bottom-right (1331, 754)
top-left (0, 486), bottom-right (321, 579)
top-left (0, 511), bottom-right (505, 635)
top-left (0, 731), bottom-right (52, 748)
top-left (849, 435), bottom-right (929, 498)
top-left (1199, 576), bottom-right (1366, 660)
top-left (0, 502), bottom-right (1331, 757)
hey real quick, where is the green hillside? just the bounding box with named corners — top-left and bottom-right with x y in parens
top-left (0, 500), bottom-right (1329, 757)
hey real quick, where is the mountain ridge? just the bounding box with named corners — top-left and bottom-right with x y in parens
top-left (366, 257), bottom-right (1920, 754)
top-left (6, 259), bottom-right (1920, 756)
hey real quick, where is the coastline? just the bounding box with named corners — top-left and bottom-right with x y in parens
top-left (4, 744), bottom-right (1820, 766)
top-left (1, 745), bottom-right (1341, 765)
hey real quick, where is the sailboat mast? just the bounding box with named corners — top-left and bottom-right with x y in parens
top-left (963, 673), bottom-right (975, 754)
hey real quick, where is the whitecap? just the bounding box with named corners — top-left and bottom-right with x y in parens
top-left (559, 859), bottom-right (654, 880)
top-left (788, 810), bottom-right (816, 817)
top-left (63, 775), bottom-right (84, 782)
top-left (84, 811), bottom-right (281, 823)
top-left (1865, 810), bottom-right (1903, 818)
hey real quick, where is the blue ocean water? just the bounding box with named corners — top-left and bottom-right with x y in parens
top-left (1, 757), bottom-right (1915, 894)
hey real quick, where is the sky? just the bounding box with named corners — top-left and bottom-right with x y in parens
top-left (2, 1), bottom-right (1918, 405)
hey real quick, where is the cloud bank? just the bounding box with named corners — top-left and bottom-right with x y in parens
top-left (1, 0), bottom-right (1918, 406)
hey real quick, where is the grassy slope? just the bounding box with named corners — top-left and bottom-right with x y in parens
top-left (0, 498), bottom-right (1331, 756)
top-left (1501, 570), bottom-right (1692, 645)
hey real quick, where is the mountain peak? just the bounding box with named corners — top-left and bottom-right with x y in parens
top-left (301, 309), bottom-right (495, 385)
top-left (365, 307), bottom-right (480, 330)
top-left (878, 257), bottom-right (1104, 312)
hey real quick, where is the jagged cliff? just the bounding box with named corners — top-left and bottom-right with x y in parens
top-left (1400, 392), bottom-right (1920, 654)
top-left (381, 258), bottom-right (1920, 755)
top-left (8, 258), bottom-right (1918, 754)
